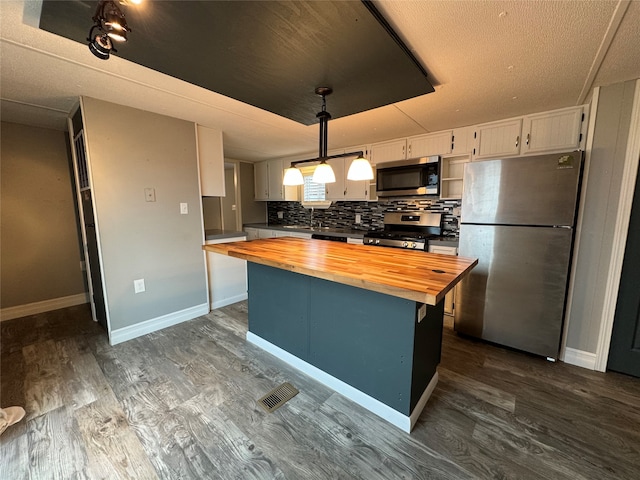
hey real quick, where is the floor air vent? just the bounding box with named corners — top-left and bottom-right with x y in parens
top-left (258, 382), bottom-right (299, 413)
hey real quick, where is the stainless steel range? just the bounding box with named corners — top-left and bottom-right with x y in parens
top-left (363, 212), bottom-right (442, 250)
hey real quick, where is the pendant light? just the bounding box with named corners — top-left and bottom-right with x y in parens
top-left (347, 153), bottom-right (374, 181)
top-left (282, 87), bottom-right (374, 185)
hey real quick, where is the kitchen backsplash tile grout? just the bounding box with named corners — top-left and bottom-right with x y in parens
top-left (266, 199), bottom-right (461, 237)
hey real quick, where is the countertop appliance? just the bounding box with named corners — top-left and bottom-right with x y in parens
top-left (376, 156), bottom-right (440, 197)
top-left (455, 151), bottom-right (584, 359)
top-left (363, 211), bottom-right (442, 250)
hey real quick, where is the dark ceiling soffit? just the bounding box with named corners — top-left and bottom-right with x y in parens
top-left (361, 0), bottom-right (429, 79)
top-left (38, 1), bottom-right (434, 125)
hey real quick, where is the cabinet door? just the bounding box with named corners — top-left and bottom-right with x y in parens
top-left (254, 161), bottom-right (269, 201)
top-left (370, 139), bottom-right (407, 165)
top-left (521, 106), bottom-right (584, 154)
top-left (244, 227), bottom-right (259, 240)
top-left (474, 118), bottom-right (522, 160)
top-left (197, 125), bottom-right (225, 197)
top-left (257, 228), bottom-right (276, 239)
top-left (325, 157), bottom-right (346, 200)
top-left (407, 131), bottom-right (452, 158)
top-left (267, 159), bottom-right (285, 201)
top-left (451, 126), bottom-right (473, 155)
top-left (344, 145), bottom-right (371, 201)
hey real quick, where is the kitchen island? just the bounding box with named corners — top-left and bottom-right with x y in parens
top-left (203, 237), bottom-right (477, 432)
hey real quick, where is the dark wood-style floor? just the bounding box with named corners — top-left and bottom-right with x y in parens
top-left (1, 302), bottom-right (639, 479)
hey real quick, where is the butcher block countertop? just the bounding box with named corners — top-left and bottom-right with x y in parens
top-left (203, 237), bottom-right (477, 305)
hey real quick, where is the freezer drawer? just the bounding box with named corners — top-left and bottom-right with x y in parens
top-left (461, 152), bottom-right (583, 226)
top-left (455, 224), bottom-right (574, 358)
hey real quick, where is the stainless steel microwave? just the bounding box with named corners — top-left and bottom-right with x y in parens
top-left (376, 156), bottom-right (441, 197)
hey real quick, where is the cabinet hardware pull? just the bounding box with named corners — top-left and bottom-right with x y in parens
top-left (515, 135), bottom-right (520, 148)
top-left (526, 133), bottom-right (530, 145)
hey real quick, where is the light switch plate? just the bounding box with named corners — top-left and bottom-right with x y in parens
top-left (180, 203), bottom-right (188, 214)
top-left (144, 188), bottom-right (156, 202)
top-left (355, 213), bottom-right (362, 224)
top-left (134, 278), bottom-right (145, 293)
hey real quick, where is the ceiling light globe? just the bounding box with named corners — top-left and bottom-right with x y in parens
top-left (283, 167), bottom-right (304, 186)
top-left (312, 163), bottom-right (336, 184)
top-left (347, 156), bottom-right (374, 181)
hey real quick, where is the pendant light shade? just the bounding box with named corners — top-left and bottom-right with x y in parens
top-left (283, 167), bottom-right (304, 186)
top-left (347, 155), bottom-right (374, 181)
top-left (312, 162), bottom-right (336, 184)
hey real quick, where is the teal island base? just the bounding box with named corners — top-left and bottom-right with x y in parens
top-left (246, 263), bottom-right (445, 432)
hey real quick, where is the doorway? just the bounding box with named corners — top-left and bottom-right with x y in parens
top-left (608, 160), bottom-right (640, 378)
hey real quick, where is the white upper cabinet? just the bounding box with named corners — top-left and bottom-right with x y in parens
top-left (521, 106), bottom-right (586, 155)
top-left (267, 158), bottom-right (285, 201)
top-left (369, 139), bottom-right (407, 165)
top-left (196, 125), bottom-right (225, 197)
top-left (473, 118), bottom-right (523, 160)
top-left (325, 150), bottom-right (369, 201)
top-left (451, 126), bottom-right (473, 155)
top-left (254, 161), bottom-right (269, 200)
top-left (407, 131), bottom-right (452, 158)
top-left (324, 156), bottom-right (346, 200)
top-left (254, 158), bottom-right (298, 201)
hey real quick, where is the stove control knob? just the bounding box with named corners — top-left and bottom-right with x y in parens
top-left (402, 241), bottom-right (408, 247)
top-left (375, 239), bottom-right (380, 245)
top-left (409, 242), bottom-right (415, 248)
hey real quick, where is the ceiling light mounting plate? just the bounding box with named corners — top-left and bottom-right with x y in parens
top-left (315, 87), bottom-right (333, 97)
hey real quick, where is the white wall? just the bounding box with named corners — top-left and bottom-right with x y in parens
top-left (565, 80), bottom-right (637, 354)
top-left (81, 97), bottom-right (208, 332)
top-left (0, 121), bottom-right (86, 315)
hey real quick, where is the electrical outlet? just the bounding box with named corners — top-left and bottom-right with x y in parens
top-left (180, 203), bottom-right (188, 214)
top-left (134, 278), bottom-right (145, 293)
top-left (277, 211), bottom-right (284, 219)
top-left (453, 207), bottom-right (461, 216)
top-left (355, 213), bottom-right (362, 224)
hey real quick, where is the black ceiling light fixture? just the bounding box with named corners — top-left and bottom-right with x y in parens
top-left (87, 0), bottom-right (131, 60)
top-left (283, 87), bottom-right (374, 186)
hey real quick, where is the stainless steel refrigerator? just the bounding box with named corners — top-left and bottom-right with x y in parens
top-left (455, 151), bottom-right (584, 359)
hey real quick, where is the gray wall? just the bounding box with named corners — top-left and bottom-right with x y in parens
top-left (239, 161), bottom-right (266, 224)
top-left (202, 197), bottom-right (222, 229)
top-left (81, 97), bottom-right (207, 331)
top-left (566, 80), bottom-right (637, 352)
top-left (0, 121), bottom-right (86, 309)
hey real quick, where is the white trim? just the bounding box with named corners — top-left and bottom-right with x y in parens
top-left (211, 293), bottom-right (248, 310)
top-left (562, 347), bottom-right (597, 370)
top-left (0, 293), bottom-right (89, 322)
top-left (560, 88), bottom-right (600, 363)
top-left (595, 78), bottom-right (640, 372)
top-left (246, 331), bottom-right (438, 433)
top-left (109, 303), bottom-right (209, 345)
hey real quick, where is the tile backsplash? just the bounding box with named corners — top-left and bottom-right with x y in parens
top-left (266, 198), bottom-right (462, 237)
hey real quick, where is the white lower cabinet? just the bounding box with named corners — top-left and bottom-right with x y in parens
top-left (244, 227), bottom-right (259, 240)
top-left (428, 245), bottom-right (458, 316)
top-left (205, 236), bottom-right (247, 310)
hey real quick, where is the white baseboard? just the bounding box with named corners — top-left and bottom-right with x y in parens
top-left (562, 347), bottom-right (597, 370)
top-left (246, 332), bottom-right (438, 433)
top-left (211, 293), bottom-right (248, 310)
top-left (109, 303), bottom-right (209, 345)
top-left (0, 293), bottom-right (89, 322)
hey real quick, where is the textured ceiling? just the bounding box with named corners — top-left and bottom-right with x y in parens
top-left (1, 0), bottom-right (639, 162)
